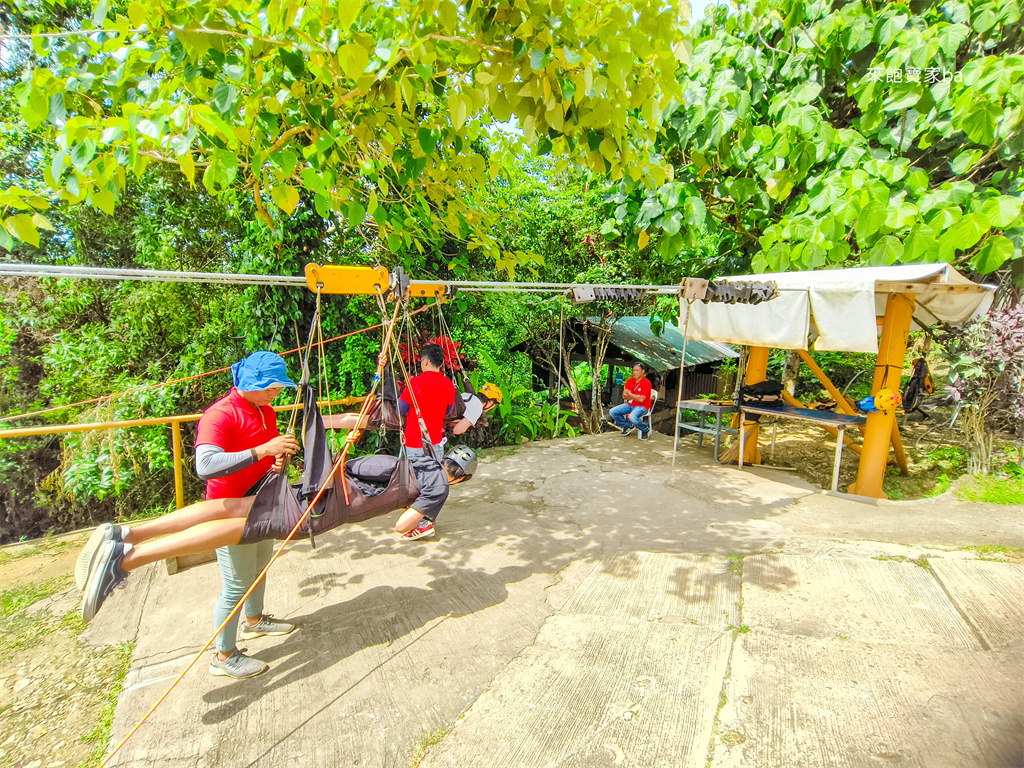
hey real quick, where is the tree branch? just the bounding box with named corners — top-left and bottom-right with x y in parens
top-left (706, 206), bottom-right (759, 242)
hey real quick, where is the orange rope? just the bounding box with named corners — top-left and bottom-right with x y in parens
top-left (98, 447), bottom-right (347, 767)
top-left (339, 299), bottom-right (402, 504)
top-left (98, 300), bottom-right (406, 768)
top-left (1, 306), bottom-right (431, 426)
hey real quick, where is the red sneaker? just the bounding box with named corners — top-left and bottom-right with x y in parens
top-left (403, 521), bottom-right (435, 540)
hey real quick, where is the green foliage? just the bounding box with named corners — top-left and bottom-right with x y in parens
top-left (766, 349), bottom-right (875, 400)
top-left (606, 0), bottom-right (1024, 281)
top-left (922, 444), bottom-right (967, 471)
top-left (492, 384), bottom-right (578, 444)
top-left (938, 304), bottom-right (1024, 473)
top-left (955, 474), bottom-right (1024, 504)
top-left (11, 0), bottom-right (685, 273)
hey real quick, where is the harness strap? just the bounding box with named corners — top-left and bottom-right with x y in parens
top-left (399, 452), bottom-right (410, 505)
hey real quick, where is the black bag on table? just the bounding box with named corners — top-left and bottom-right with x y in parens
top-left (738, 380), bottom-right (784, 409)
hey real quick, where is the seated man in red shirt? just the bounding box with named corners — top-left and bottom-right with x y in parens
top-left (608, 362), bottom-right (653, 440)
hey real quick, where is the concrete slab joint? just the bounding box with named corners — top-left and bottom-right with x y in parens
top-left (71, 437), bottom-right (1021, 768)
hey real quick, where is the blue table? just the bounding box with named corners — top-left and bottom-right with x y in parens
top-left (737, 404), bottom-right (866, 492)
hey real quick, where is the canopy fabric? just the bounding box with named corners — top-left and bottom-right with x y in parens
top-left (687, 264), bottom-right (994, 353)
top-left (583, 316), bottom-right (739, 372)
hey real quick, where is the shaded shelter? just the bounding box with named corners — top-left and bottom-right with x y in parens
top-left (515, 316), bottom-right (738, 406)
top-left (684, 264), bottom-right (994, 498)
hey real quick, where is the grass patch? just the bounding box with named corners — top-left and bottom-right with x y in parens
top-left (955, 475), bottom-right (1024, 505)
top-left (925, 472), bottom-right (953, 497)
top-left (963, 545), bottom-right (1024, 563)
top-left (720, 729), bottom-right (746, 747)
top-left (0, 534), bottom-right (77, 566)
top-left (410, 724), bottom-right (453, 768)
top-left (882, 441), bottom-right (969, 500)
top-left (78, 641), bottom-right (135, 768)
top-left (0, 576), bottom-right (74, 655)
top-left (727, 553), bottom-right (744, 574)
top-left (872, 555), bottom-right (929, 569)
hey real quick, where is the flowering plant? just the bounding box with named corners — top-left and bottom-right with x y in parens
top-left (940, 304), bottom-right (1024, 474)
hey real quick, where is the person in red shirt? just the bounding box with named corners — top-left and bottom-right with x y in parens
top-left (399, 343), bottom-right (456, 459)
top-left (76, 351), bottom-right (301, 680)
top-left (394, 343), bottom-right (455, 539)
top-left (608, 362), bottom-right (654, 440)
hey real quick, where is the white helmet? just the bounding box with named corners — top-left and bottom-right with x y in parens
top-left (444, 445), bottom-right (477, 477)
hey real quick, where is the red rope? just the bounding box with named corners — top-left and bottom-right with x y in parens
top-left (0, 306), bottom-right (431, 426)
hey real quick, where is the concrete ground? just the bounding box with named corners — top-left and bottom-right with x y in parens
top-left (86, 433), bottom-right (1024, 768)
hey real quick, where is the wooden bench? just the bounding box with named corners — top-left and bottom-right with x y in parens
top-left (737, 404), bottom-right (866, 492)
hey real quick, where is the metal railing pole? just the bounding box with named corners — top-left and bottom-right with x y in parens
top-left (171, 420), bottom-right (184, 509)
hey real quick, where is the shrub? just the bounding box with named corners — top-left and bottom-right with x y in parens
top-left (939, 304), bottom-right (1024, 474)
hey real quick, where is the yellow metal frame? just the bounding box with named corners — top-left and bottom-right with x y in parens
top-left (407, 281), bottom-right (450, 300)
top-left (305, 264), bottom-right (390, 295)
top-left (303, 263), bottom-right (451, 302)
top-left (0, 396), bottom-right (364, 509)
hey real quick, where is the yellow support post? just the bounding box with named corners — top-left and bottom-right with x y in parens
top-left (741, 346), bottom-right (770, 464)
top-left (171, 420), bottom-right (184, 510)
top-left (890, 420), bottom-right (909, 474)
top-left (407, 282), bottom-right (450, 299)
top-left (796, 349), bottom-right (860, 417)
top-left (850, 293), bottom-right (915, 498)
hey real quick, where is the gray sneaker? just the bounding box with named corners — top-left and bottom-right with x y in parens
top-left (239, 614), bottom-right (295, 640)
top-left (75, 523), bottom-right (123, 592)
top-left (80, 541), bottom-right (130, 622)
top-left (209, 650), bottom-right (268, 679)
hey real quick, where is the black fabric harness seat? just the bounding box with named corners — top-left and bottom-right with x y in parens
top-left (240, 387), bottom-right (419, 545)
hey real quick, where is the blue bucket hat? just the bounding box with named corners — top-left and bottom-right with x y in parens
top-left (231, 351), bottom-right (297, 392)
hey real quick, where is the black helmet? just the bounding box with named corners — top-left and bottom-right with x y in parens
top-left (444, 445), bottom-right (477, 477)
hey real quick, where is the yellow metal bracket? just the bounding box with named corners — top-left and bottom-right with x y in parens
top-left (305, 264), bottom-right (390, 295)
top-left (304, 264), bottom-right (451, 302)
top-left (408, 281), bottom-right (451, 300)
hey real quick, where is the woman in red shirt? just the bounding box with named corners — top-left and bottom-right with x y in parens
top-left (77, 351), bottom-right (300, 679)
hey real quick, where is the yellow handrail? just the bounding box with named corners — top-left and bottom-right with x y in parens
top-left (0, 396), bottom-right (367, 438)
top-left (0, 395), bottom-right (368, 509)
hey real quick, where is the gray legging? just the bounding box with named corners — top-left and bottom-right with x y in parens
top-left (213, 540), bottom-right (274, 653)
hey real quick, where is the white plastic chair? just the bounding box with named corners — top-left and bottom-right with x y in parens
top-left (641, 389), bottom-right (658, 434)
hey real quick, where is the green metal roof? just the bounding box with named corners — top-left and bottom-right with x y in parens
top-left (587, 316), bottom-right (739, 372)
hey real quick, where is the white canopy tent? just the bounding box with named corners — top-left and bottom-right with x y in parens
top-left (687, 264), bottom-right (994, 353)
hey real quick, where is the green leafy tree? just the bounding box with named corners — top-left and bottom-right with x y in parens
top-left (604, 0), bottom-right (1024, 281)
top-left (8, 0), bottom-right (684, 271)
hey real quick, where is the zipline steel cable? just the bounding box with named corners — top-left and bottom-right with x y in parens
top-left (0, 262), bottom-right (691, 294)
